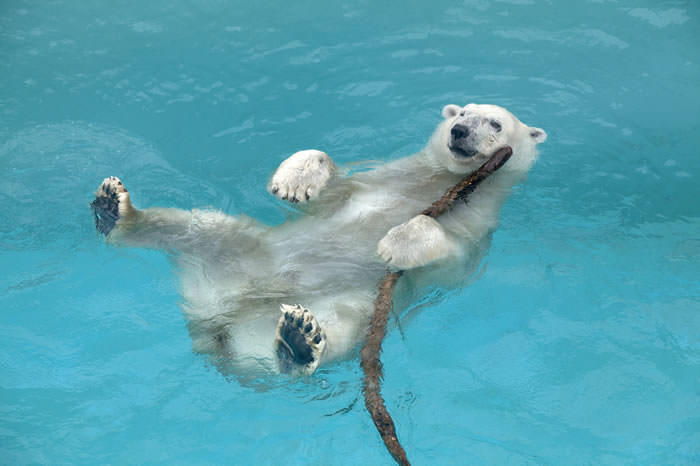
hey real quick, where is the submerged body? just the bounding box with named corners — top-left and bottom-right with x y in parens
top-left (92, 103), bottom-right (547, 376)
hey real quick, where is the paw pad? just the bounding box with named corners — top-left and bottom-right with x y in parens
top-left (275, 304), bottom-right (326, 375)
top-left (91, 176), bottom-right (127, 236)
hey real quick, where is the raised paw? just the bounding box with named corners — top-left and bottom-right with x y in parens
top-left (268, 149), bottom-right (335, 203)
top-left (274, 304), bottom-right (327, 375)
top-left (90, 176), bottom-right (132, 236)
top-left (377, 214), bottom-right (456, 270)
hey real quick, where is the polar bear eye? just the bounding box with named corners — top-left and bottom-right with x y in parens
top-left (490, 120), bottom-right (502, 132)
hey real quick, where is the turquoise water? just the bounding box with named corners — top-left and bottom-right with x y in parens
top-left (2, 0), bottom-right (699, 464)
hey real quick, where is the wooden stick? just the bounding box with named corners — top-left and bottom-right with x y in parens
top-left (421, 146), bottom-right (513, 218)
top-left (360, 146), bottom-right (513, 465)
top-left (360, 270), bottom-right (408, 465)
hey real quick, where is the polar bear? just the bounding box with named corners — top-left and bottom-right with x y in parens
top-left (91, 103), bottom-right (546, 376)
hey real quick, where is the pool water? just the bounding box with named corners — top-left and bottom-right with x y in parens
top-left (2, 0), bottom-right (699, 464)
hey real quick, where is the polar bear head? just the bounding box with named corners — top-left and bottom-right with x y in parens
top-left (426, 103), bottom-right (547, 174)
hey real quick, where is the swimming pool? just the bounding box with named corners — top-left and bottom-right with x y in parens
top-left (1, 0), bottom-right (699, 464)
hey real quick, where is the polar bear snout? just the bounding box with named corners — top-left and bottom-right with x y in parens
top-left (448, 122), bottom-right (478, 158)
top-left (450, 123), bottom-right (470, 141)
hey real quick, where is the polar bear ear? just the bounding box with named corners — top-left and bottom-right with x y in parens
top-left (529, 127), bottom-right (547, 144)
top-left (442, 104), bottom-right (461, 119)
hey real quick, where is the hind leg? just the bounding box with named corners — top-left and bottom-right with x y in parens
top-left (274, 304), bottom-right (327, 375)
top-left (91, 176), bottom-right (196, 250)
top-left (91, 176), bottom-right (138, 235)
top-left (91, 176), bottom-right (262, 254)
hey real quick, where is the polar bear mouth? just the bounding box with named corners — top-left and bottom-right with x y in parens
top-left (448, 144), bottom-right (479, 159)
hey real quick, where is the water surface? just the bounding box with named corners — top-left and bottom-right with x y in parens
top-left (1, 0), bottom-right (699, 464)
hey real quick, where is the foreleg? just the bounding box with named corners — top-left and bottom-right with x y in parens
top-left (377, 214), bottom-right (459, 269)
top-left (268, 149), bottom-right (336, 203)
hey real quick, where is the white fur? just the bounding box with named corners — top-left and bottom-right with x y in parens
top-left (268, 149), bottom-right (335, 202)
top-left (378, 214), bottom-right (457, 269)
top-left (97, 103), bottom-right (546, 376)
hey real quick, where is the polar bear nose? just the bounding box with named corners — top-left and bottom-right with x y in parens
top-left (450, 124), bottom-right (470, 141)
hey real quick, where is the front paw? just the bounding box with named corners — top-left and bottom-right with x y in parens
top-left (268, 149), bottom-right (335, 203)
top-left (377, 215), bottom-right (454, 269)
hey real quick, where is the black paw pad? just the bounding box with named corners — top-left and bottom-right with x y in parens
top-left (278, 317), bottom-right (314, 367)
top-left (91, 194), bottom-right (119, 235)
top-left (91, 178), bottom-right (125, 236)
top-left (275, 304), bottom-right (326, 375)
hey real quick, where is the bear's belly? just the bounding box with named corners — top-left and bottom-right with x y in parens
top-left (175, 182), bottom-right (457, 326)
